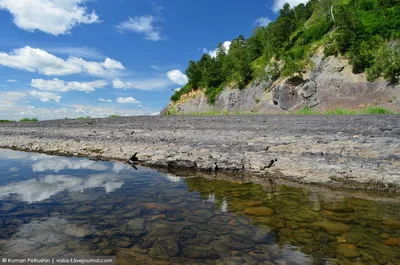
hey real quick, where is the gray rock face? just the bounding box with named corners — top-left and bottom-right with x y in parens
top-left (163, 55), bottom-right (400, 114)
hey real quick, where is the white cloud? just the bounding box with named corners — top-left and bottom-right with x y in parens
top-left (255, 17), bottom-right (272, 26)
top-left (98, 98), bottom-right (112, 103)
top-left (31, 78), bottom-right (108, 92)
top-left (116, 97), bottom-right (141, 104)
top-left (116, 15), bottom-right (162, 41)
top-left (0, 0), bottom-right (100, 35)
top-left (167, 70), bottom-right (188, 86)
top-left (29, 90), bottom-right (61, 103)
top-left (271, 0), bottom-right (308, 13)
top-left (7, 79), bottom-right (17, 82)
top-left (103, 58), bottom-right (124, 69)
top-left (204, 41), bottom-right (231, 58)
top-left (0, 91), bottom-right (26, 108)
top-left (0, 46), bottom-right (125, 77)
top-left (150, 65), bottom-right (163, 71)
top-left (45, 46), bottom-right (105, 60)
top-left (112, 78), bottom-right (172, 91)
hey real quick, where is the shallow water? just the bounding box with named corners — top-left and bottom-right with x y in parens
top-left (0, 149), bottom-right (399, 265)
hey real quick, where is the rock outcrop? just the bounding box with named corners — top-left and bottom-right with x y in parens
top-left (162, 54), bottom-right (400, 114)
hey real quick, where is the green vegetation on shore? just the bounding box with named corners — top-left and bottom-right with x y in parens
top-left (165, 106), bottom-right (397, 116)
top-left (294, 106), bottom-right (397, 115)
top-left (0, 120), bottom-right (15, 123)
top-left (19, 118), bottom-right (38, 122)
top-left (172, 0), bottom-right (400, 104)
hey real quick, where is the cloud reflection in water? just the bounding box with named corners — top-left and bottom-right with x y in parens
top-left (0, 173), bottom-right (124, 203)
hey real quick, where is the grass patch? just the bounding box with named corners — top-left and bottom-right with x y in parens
top-left (360, 107), bottom-right (394, 114)
top-left (19, 118), bottom-right (38, 122)
top-left (108, 114), bottom-right (121, 118)
top-left (294, 106), bottom-right (396, 115)
top-left (325, 108), bottom-right (357, 115)
top-left (294, 106), bottom-right (319, 115)
top-left (0, 119), bottom-right (15, 123)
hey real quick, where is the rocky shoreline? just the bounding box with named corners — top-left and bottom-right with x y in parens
top-left (0, 115), bottom-right (399, 192)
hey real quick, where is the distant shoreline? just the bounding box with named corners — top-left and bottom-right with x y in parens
top-left (1, 115), bottom-right (399, 192)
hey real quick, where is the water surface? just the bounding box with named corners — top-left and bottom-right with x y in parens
top-left (0, 149), bottom-right (399, 264)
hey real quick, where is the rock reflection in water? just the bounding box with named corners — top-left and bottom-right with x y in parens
top-left (0, 149), bottom-right (399, 265)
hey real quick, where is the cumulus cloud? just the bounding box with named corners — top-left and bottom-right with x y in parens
top-left (0, 46), bottom-right (124, 77)
top-left (116, 97), bottom-right (141, 104)
top-left (255, 17), bottom-right (272, 26)
top-left (31, 78), bottom-right (108, 92)
top-left (271, 0), bottom-right (308, 13)
top-left (112, 78), bottom-right (172, 91)
top-left (98, 98), bottom-right (112, 103)
top-left (0, 91), bottom-right (26, 108)
top-left (1, 102), bottom-right (156, 120)
top-left (204, 41), bottom-right (231, 58)
top-left (116, 15), bottom-right (162, 41)
top-left (167, 70), bottom-right (188, 86)
top-left (0, 0), bottom-right (100, 35)
top-left (29, 90), bottom-right (61, 103)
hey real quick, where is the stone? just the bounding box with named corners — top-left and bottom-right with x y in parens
top-left (155, 236), bottom-right (181, 257)
top-left (336, 244), bottom-right (361, 258)
top-left (382, 218), bottom-right (400, 229)
top-left (127, 218), bottom-right (146, 230)
top-left (180, 229), bottom-right (197, 241)
top-left (182, 246), bottom-right (220, 260)
top-left (251, 228), bottom-right (271, 244)
top-left (249, 251), bottom-right (270, 261)
top-left (384, 238), bottom-right (400, 246)
top-left (140, 203), bottom-right (172, 211)
top-left (75, 206), bottom-right (95, 214)
top-left (244, 207), bottom-right (274, 216)
top-left (117, 238), bottom-right (132, 248)
top-left (242, 201), bottom-right (264, 207)
top-left (210, 240), bottom-right (230, 254)
top-left (322, 203), bottom-right (354, 213)
top-left (122, 208), bottom-right (142, 218)
top-left (312, 221), bottom-right (351, 233)
top-left (343, 232), bottom-right (363, 244)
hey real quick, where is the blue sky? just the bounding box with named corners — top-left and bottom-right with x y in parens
top-left (0, 0), bottom-right (300, 120)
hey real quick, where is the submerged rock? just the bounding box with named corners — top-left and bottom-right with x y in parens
top-left (312, 221), bottom-right (351, 233)
top-left (154, 236), bottom-right (181, 257)
top-left (336, 244), bottom-right (361, 258)
top-left (244, 207), bottom-right (274, 216)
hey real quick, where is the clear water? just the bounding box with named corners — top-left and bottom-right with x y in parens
top-left (0, 149), bottom-right (399, 265)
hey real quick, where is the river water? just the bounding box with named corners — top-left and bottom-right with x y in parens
top-left (0, 149), bottom-right (399, 264)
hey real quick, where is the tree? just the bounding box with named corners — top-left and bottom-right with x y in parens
top-left (186, 60), bottom-right (202, 89)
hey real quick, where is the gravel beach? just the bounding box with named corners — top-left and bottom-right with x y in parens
top-left (0, 115), bottom-right (399, 192)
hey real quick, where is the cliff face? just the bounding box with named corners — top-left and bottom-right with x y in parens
top-left (162, 54), bottom-right (400, 115)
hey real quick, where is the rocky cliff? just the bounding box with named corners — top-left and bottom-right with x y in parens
top-left (162, 54), bottom-right (400, 115)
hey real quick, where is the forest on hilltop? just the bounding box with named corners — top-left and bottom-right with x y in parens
top-left (172, 0), bottom-right (400, 104)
